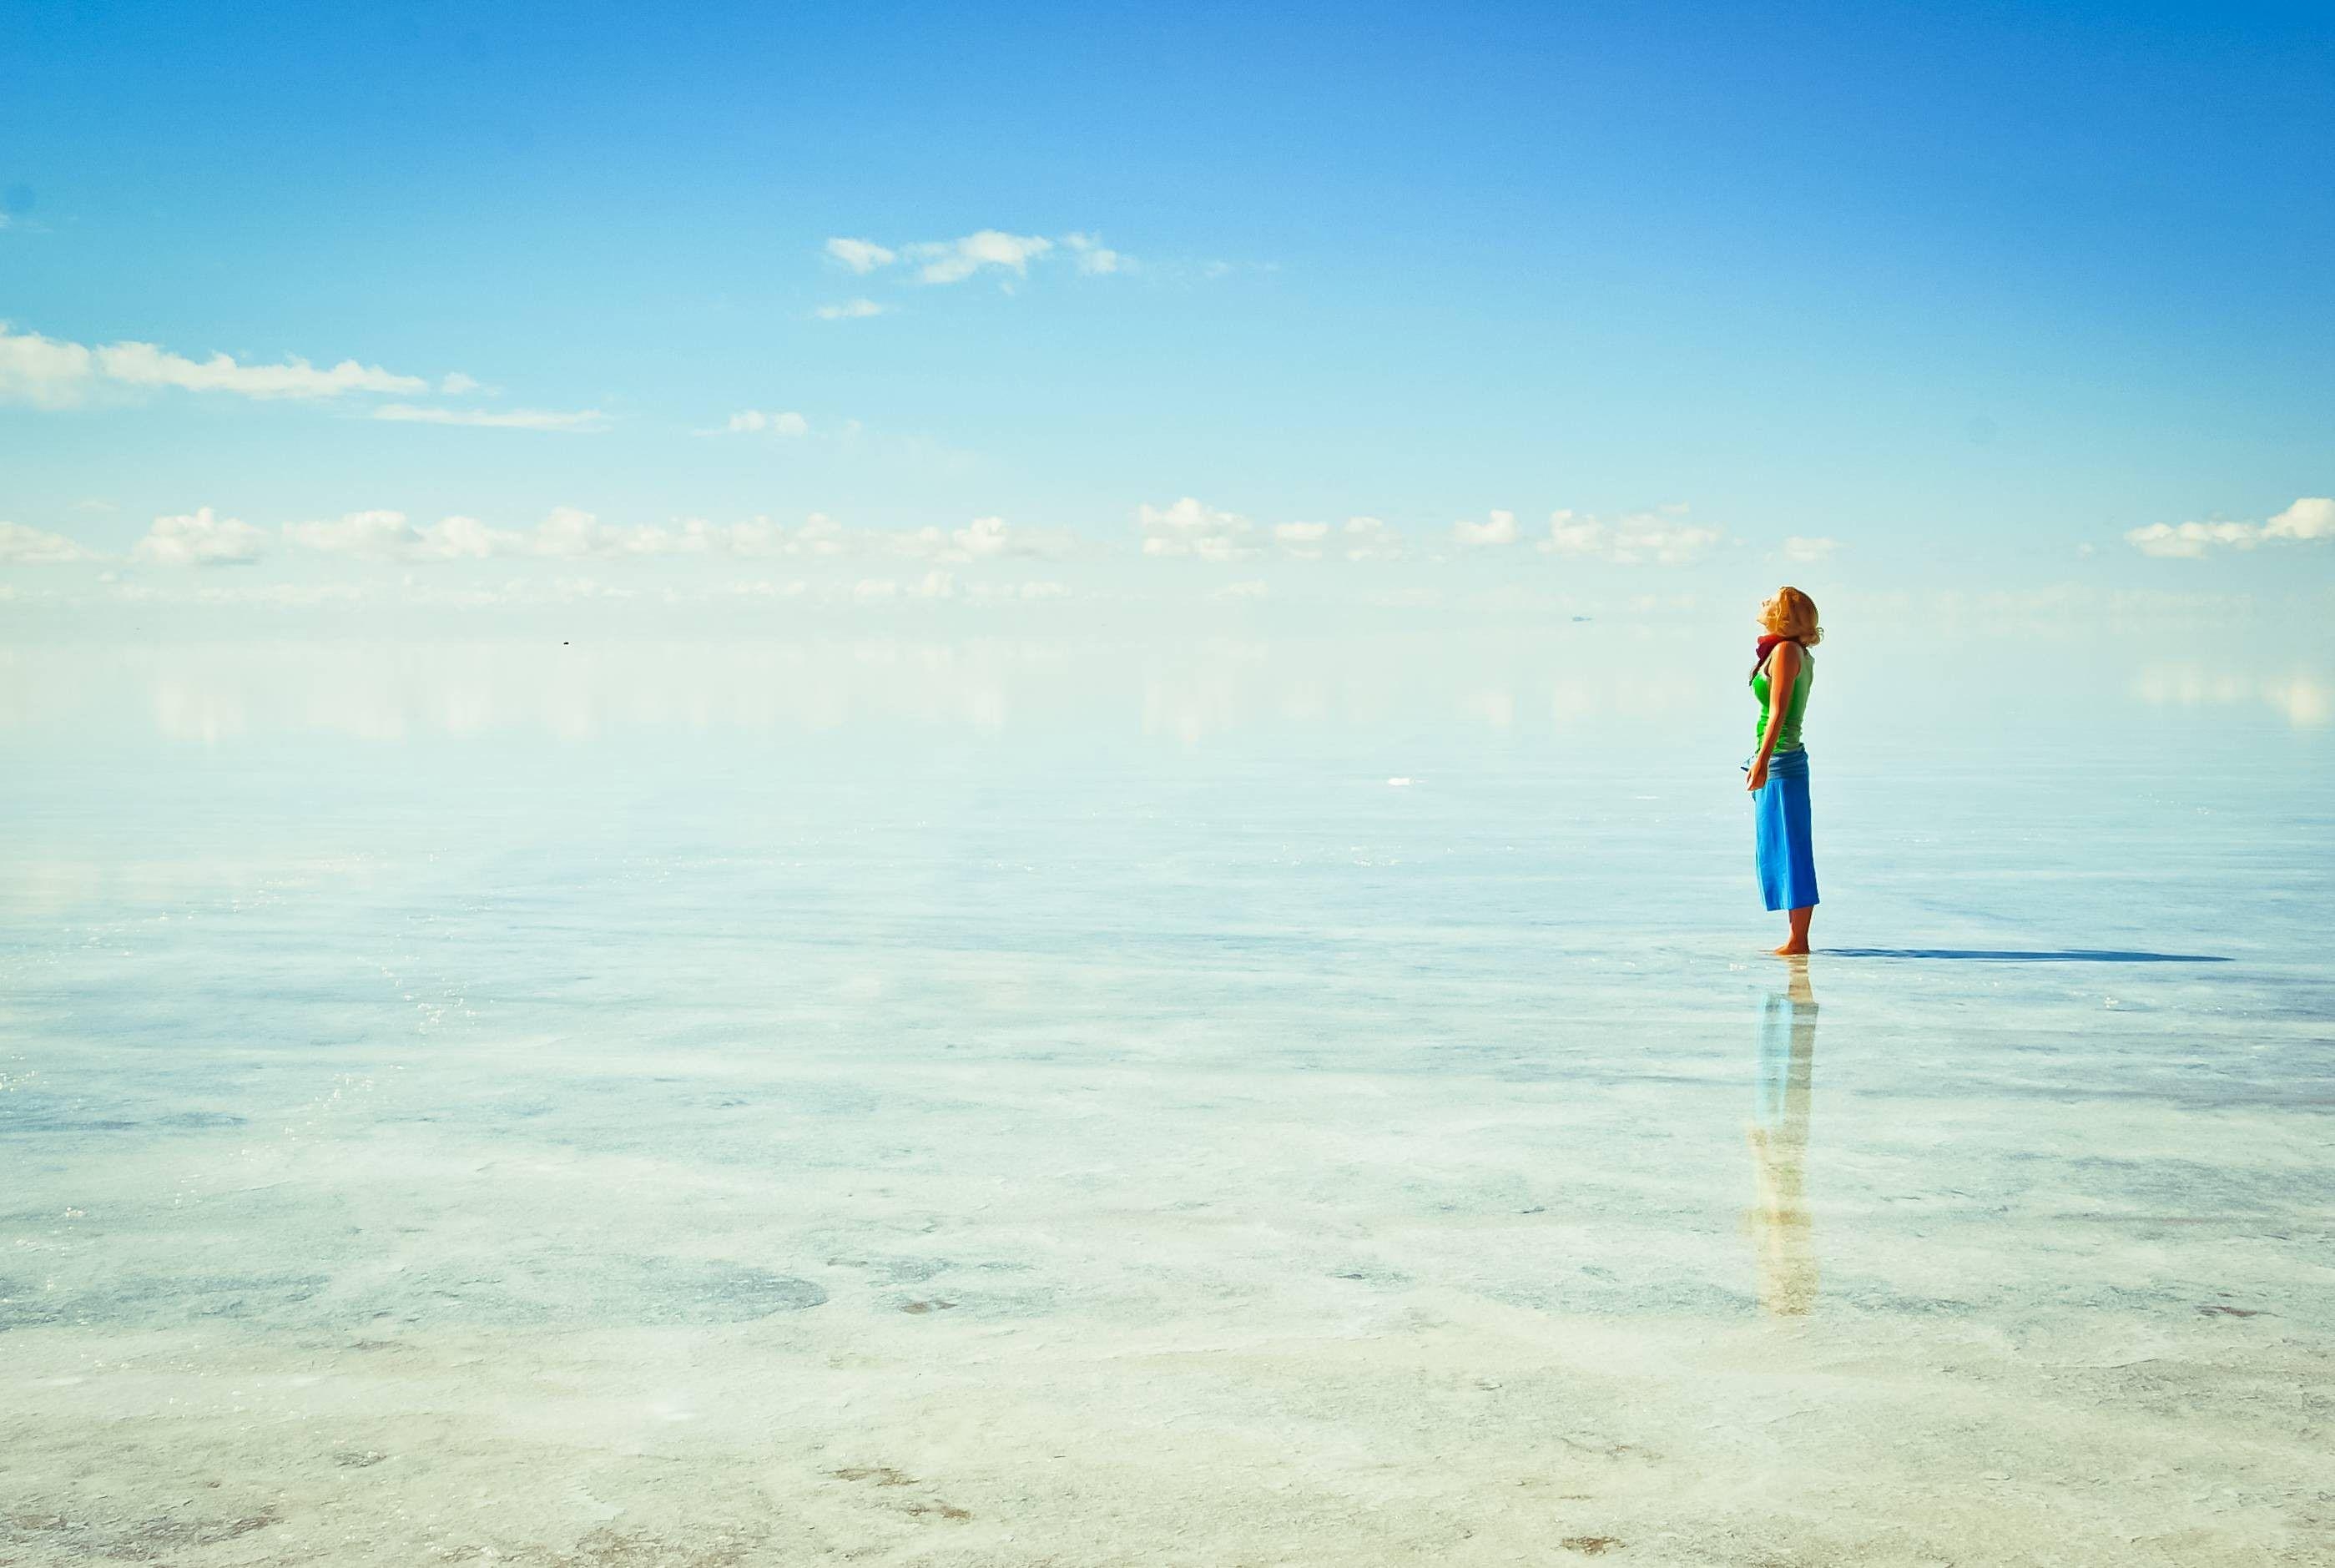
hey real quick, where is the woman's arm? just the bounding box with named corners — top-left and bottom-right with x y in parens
top-left (1746, 642), bottom-right (1800, 793)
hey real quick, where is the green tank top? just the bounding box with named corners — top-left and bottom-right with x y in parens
top-left (1751, 645), bottom-right (1813, 753)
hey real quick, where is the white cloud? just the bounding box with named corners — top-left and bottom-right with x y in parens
top-left (0, 325), bottom-right (96, 406)
top-left (92, 505), bottom-right (1058, 574)
top-left (1341, 517), bottom-right (1405, 562)
top-left (825, 238), bottom-right (897, 274)
top-left (1782, 535), bottom-right (1839, 563)
top-left (1453, 509), bottom-right (1519, 547)
top-left (1, 323), bottom-right (549, 419)
top-left (711, 408), bottom-right (809, 436)
top-left (533, 506), bottom-right (659, 558)
top-left (664, 517), bottom-right (768, 555)
top-left (285, 508), bottom-right (424, 558)
top-left (894, 514), bottom-right (1070, 563)
top-left (0, 521), bottom-right (93, 563)
top-left (966, 579), bottom-right (1071, 602)
top-left (561, 520), bottom-right (707, 561)
top-left (780, 514), bottom-right (848, 557)
top-left (1063, 232), bottom-right (1127, 275)
top-left (1540, 507), bottom-right (1722, 565)
top-left (1212, 579), bottom-right (1268, 600)
top-left (1138, 497), bottom-right (1258, 562)
top-left (411, 516), bottom-right (506, 559)
top-left (285, 508), bottom-right (875, 563)
top-left (902, 229), bottom-right (1055, 285)
top-left (2126, 520), bottom-right (2262, 557)
top-left (821, 230), bottom-right (1133, 294)
top-left (371, 404), bottom-right (607, 431)
top-left (2266, 497), bottom-right (2335, 542)
top-left (1273, 521), bottom-right (1331, 559)
top-left (132, 507), bottom-right (268, 567)
top-left (95, 339), bottom-right (424, 399)
top-left (951, 515), bottom-right (1014, 558)
top-left (721, 578), bottom-right (810, 601)
top-left (284, 509), bottom-right (512, 562)
top-left (2125, 497), bottom-right (2335, 558)
top-left (814, 299), bottom-right (887, 320)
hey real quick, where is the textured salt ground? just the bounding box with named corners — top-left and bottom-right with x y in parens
top-left (4, 1276), bottom-right (2327, 1565)
top-left (7, 942), bottom-right (2328, 1567)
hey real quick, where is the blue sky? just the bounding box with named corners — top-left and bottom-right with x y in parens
top-left (2, 0), bottom-right (2330, 601)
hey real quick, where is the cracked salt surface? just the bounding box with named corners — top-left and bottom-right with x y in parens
top-left (1, 633), bottom-right (2329, 1565)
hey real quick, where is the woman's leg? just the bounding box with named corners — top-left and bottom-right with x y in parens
top-left (1778, 904), bottom-right (1813, 956)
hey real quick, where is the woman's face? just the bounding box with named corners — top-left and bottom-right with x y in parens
top-left (1758, 592), bottom-right (1782, 629)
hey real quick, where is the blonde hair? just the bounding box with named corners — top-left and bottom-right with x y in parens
top-left (1761, 586), bottom-right (1823, 647)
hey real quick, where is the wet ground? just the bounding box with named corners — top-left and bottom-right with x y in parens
top-left (3, 637), bottom-right (2329, 1565)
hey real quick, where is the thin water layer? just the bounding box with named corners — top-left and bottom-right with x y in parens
top-left (3, 639), bottom-right (2330, 1566)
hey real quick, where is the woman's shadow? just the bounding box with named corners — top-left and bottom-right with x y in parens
top-left (1746, 960), bottom-right (1820, 1315)
top-left (1823, 948), bottom-right (2224, 963)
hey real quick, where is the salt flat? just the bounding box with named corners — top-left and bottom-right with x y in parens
top-left (3, 634), bottom-right (2329, 1566)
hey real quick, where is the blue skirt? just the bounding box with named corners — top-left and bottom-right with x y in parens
top-left (1753, 748), bottom-right (1818, 912)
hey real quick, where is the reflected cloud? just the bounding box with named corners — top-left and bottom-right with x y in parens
top-left (0, 634), bottom-right (1732, 746)
top-left (2131, 665), bottom-right (2331, 729)
top-left (3, 640), bottom-right (1064, 745)
top-left (2264, 678), bottom-right (2331, 728)
top-left (13, 634), bottom-right (2312, 746)
top-left (1460, 688), bottom-right (1515, 729)
top-left (153, 675), bottom-right (250, 744)
top-left (1746, 963), bottom-right (1819, 1316)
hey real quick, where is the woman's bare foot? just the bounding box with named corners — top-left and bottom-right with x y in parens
top-left (1773, 905), bottom-right (1813, 956)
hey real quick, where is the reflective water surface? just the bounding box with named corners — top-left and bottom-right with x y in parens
top-left (3, 634), bottom-right (2330, 1565)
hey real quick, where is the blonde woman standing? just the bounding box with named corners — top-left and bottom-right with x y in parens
top-left (1746, 587), bottom-right (1821, 955)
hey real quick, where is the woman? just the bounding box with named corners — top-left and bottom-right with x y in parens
top-left (1745, 587), bottom-right (1820, 955)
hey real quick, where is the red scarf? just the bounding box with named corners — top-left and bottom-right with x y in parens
top-left (1753, 634), bottom-right (1799, 676)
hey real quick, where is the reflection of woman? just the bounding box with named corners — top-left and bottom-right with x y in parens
top-left (1746, 964), bottom-right (1819, 1314)
top-left (1746, 587), bottom-right (1821, 955)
